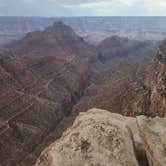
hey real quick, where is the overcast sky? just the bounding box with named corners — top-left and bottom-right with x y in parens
top-left (0, 0), bottom-right (166, 17)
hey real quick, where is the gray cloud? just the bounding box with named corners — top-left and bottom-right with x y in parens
top-left (0, 0), bottom-right (165, 16)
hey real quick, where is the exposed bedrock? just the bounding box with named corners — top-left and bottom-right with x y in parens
top-left (36, 109), bottom-right (139, 166)
top-left (36, 108), bottom-right (166, 166)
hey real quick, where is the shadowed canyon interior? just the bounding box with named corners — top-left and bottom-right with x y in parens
top-left (0, 18), bottom-right (166, 166)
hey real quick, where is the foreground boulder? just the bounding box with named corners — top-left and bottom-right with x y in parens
top-left (36, 108), bottom-right (139, 166)
top-left (137, 116), bottom-right (166, 166)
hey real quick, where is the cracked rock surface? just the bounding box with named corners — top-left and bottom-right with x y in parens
top-left (137, 116), bottom-right (166, 166)
top-left (36, 108), bottom-right (139, 166)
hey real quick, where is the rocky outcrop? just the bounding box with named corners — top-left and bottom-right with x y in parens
top-left (36, 108), bottom-right (166, 166)
top-left (36, 109), bottom-right (139, 166)
top-left (137, 116), bottom-right (166, 166)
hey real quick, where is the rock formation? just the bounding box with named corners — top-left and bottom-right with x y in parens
top-left (36, 108), bottom-right (166, 166)
top-left (145, 40), bottom-right (166, 116)
top-left (36, 109), bottom-right (139, 166)
top-left (73, 36), bottom-right (155, 116)
top-left (137, 116), bottom-right (166, 166)
top-left (0, 22), bottom-right (96, 165)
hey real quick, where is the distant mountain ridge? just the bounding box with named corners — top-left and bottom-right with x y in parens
top-left (0, 16), bottom-right (166, 46)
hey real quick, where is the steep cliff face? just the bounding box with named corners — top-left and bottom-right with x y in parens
top-left (145, 40), bottom-right (166, 116)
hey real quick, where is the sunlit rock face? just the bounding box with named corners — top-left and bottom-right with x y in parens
top-left (36, 109), bottom-right (166, 166)
top-left (36, 109), bottom-right (139, 166)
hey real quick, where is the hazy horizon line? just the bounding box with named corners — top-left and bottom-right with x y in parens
top-left (0, 15), bottom-right (166, 18)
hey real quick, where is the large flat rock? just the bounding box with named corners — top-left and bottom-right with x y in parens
top-left (36, 108), bottom-right (139, 166)
top-left (137, 116), bottom-right (166, 166)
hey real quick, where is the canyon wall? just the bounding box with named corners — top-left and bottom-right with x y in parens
top-left (145, 40), bottom-right (166, 116)
top-left (0, 22), bottom-right (96, 165)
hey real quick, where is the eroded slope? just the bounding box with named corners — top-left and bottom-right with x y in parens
top-left (0, 22), bottom-right (96, 165)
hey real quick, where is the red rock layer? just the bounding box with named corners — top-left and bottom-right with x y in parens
top-left (145, 41), bottom-right (166, 116)
top-left (0, 22), bottom-right (96, 165)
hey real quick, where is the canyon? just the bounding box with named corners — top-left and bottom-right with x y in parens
top-left (0, 22), bottom-right (96, 165)
top-left (0, 20), bottom-right (165, 166)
